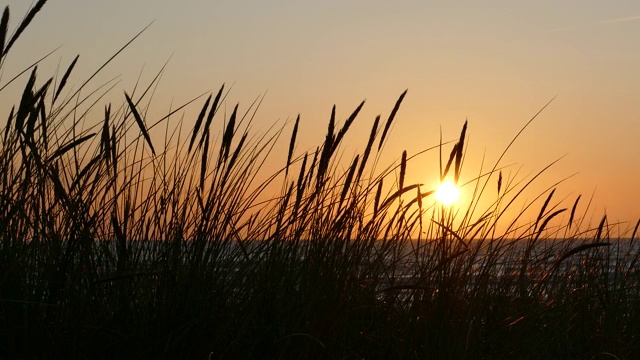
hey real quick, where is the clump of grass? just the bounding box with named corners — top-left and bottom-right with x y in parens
top-left (1, 2), bottom-right (640, 359)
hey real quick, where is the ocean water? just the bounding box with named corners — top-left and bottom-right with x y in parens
top-left (100, 237), bottom-right (640, 286)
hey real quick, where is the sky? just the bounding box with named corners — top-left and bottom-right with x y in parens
top-left (2, 0), bottom-right (640, 232)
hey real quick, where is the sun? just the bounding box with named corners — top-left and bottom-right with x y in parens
top-left (435, 181), bottom-right (460, 206)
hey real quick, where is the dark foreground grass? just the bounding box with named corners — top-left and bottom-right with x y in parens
top-left (2, 2), bottom-right (640, 359)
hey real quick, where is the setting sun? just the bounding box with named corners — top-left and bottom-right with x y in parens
top-left (435, 181), bottom-right (460, 206)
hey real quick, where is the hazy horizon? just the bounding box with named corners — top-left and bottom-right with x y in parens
top-left (2, 0), bottom-right (639, 229)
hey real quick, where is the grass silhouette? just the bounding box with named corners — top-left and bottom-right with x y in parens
top-left (1, 2), bottom-right (640, 358)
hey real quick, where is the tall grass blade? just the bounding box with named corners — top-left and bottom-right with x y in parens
top-left (293, 152), bottom-right (308, 214)
top-left (357, 115), bottom-right (379, 181)
top-left (200, 84), bottom-right (225, 146)
top-left (558, 243), bottom-right (610, 265)
top-left (534, 188), bottom-right (555, 233)
top-left (399, 150), bottom-right (407, 192)
top-left (305, 147), bottom-right (319, 186)
top-left (490, 96), bottom-right (556, 175)
top-left (442, 143), bottom-right (457, 181)
top-left (3, 0), bottom-right (47, 56)
top-left (101, 104), bottom-right (111, 160)
top-left (16, 66), bottom-right (38, 131)
top-left (110, 124), bottom-right (117, 176)
top-left (534, 208), bottom-right (566, 240)
top-left (275, 182), bottom-right (294, 234)
top-left (568, 195), bottom-right (581, 230)
top-left (332, 100), bottom-right (365, 154)
top-left (454, 120), bottom-right (467, 183)
top-left (69, 21), bottom-right (154, 103)
top-left (125, 91), bottom-right (155, 155)
top-left (317, 105), bottom-right (336, 188)
top-left (286, 114), bottom-right (300, 177)
top-left (188, 94), bottom-right (211, 153)
top-left (3, 105), bottom-right (14, 143)
top-left (296, 152), bottom-right (308, 192)
top-left (0, 6), bottom-right (9, 60)
top-left (0, 47), bottom-right (60, 96)
top-left (224, 132), bottom-right (247, 181)
top-left (218, 104), bottom-right (238, 166)
top-left (340, 155), bottom-right (359, 206)
top-left (47, 133), bottom-right (96, 162)
top-left (632, 218), bottom-right (640, 241)
top-left (39, 95), bottom-right (47, 150)
top-left (378, 89), bottom-right (407, 151)
top-left (200, 129), bottom-right (210, 190)
top-left (374, 179), bottom-right (383, 214)
top-left (403, 188), bottom-right (434, 211)
top-left (26, 79), bottom-right (51, 142)
top-left (33, 77), bottom-right (52, 101)
top-left (379, 184), bottom-right (421, 212)
top-left (596, 215), bottom-right (607, 241)
top-left (53, 55), bottom-right (78, 102)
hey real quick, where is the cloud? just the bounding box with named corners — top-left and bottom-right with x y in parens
top-left (598, 15), bottom-right (640, 25)
top-left (545, 15), bottom-right (640, 33)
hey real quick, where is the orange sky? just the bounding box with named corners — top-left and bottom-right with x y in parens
top-left (2, 0), bottom-right (639, 232)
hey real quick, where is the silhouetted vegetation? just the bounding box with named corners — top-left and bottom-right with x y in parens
top-left (2, 2), bottom-right (640, 358)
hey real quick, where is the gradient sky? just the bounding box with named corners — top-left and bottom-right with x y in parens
top-left (3, 0), bottom-right (640, 230)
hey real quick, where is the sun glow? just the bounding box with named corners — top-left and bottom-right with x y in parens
top-left (435, 181), bottom-right (460, 206)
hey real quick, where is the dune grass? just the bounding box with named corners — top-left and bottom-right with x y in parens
top-left (2, 2), bottom-right (640, 359)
